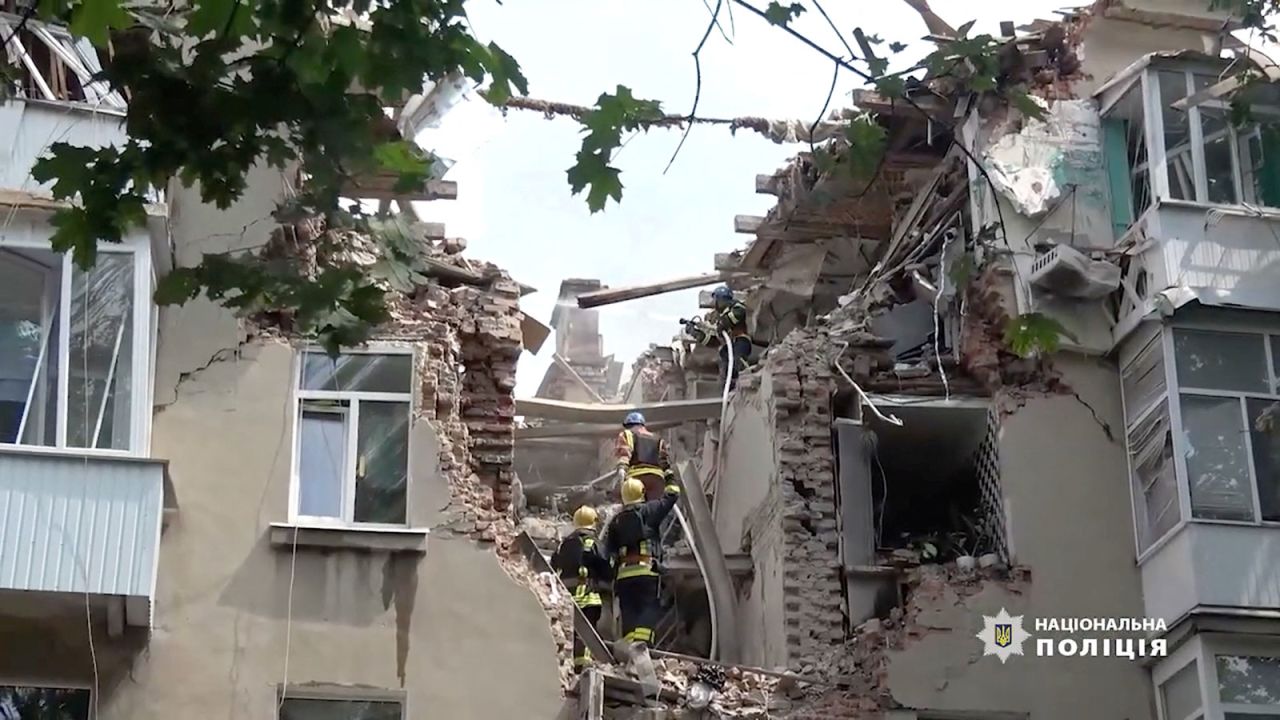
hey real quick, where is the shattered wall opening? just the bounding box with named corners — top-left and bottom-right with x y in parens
top-left (868, 406), bottom-right (990, 560)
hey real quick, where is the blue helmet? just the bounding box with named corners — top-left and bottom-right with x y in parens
top-left (623, 412), bottom-right (646, 427)
top-left (712, 285), bottom-right (733, 302)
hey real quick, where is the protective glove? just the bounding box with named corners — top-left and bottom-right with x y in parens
top-left (615, 466), bottom-right (627, 484)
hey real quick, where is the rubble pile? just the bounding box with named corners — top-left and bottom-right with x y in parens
top-left (784, 560), bottom-right (1030, 719)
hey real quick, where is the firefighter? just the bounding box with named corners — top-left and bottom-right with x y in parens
top-left (693, 286), bottom-right (751, 391)
top-left (601, 478), bottom-right (680, 649)
top-left (551, 505), bottom-right (611, 671)
top-left (613, 412), bottom-right (674, 502)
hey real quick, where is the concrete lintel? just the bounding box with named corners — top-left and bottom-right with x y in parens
top-left (755, 174), bottom-right (782, 196)
top-left (515, 397), bottom-right (723, 424)
top-left (268, 522), bottom-right (429, 553)
top-left (734, 214), bottom-right (764, 234)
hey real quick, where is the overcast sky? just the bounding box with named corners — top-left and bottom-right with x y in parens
top-left (417, 0), bottom-right (1069, 397)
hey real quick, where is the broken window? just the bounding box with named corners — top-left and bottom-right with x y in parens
top-left (0, 244), bottom-right (143, 452)
top-left (0, 11), bottom-right (126, 109)
top-left (293, 350), bottom-right (413, 526)
top-left (1171, 328), bottom-right (1280, 523)
top-left (0, 685), bottom-right (90, 719)
top-left (1150, 68), bottom-right (1280, 209)
top-left (1102, 82), bottom-right (1150, 237)
top-left (278, 695), bottom-right (403, 720)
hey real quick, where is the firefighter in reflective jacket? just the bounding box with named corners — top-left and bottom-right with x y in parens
top-left (697, 286), bottom-right (751, 391)
top-left (613, 412), bottom-right (673, 502)
top-left (602, 478), bottom-right (680, 648)
top-left (551, 505), bottom-right (611, 671)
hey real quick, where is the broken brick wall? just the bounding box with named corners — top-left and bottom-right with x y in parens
top-left (718, 329), bottom-right (843, 669)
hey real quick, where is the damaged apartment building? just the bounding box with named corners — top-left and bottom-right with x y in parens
top-left (523, 1), bottom-right (1280, 718)
top-left (0, 11), bottom-right (576, 719)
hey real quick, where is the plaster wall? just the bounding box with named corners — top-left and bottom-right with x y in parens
top-left (2, 342), bottom-right (563, 718)
top-left (712, 372), bottom-right (777, 554)
top-left (886, 355), bottom-right (1152, 719)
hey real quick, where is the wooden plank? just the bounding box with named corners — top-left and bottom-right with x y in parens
top-left (575, 272), bottom-right (745, 309)
top-left (734, 214), bottom-right (764, 234)
top-left (0, 189), bottom-right (166, 217)
top-left (516, 397), bottom-right (723, 424)
top-left (662, 552), bottom-right (753, 576)
top-left (515, 532), bottom-right (616, 665)
top-left (579, 670), bottom-right (603, 720)
top-left (341, 175), bottom-right (457, 201)
top-left (713, 252), bottom-right (739, 272)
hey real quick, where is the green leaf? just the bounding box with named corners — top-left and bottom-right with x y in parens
top-left (889, 41), bottom-right (908, 53)
top-left (843, 115), bottom-right (887, 182)
top-left (481, 42), bottom-right (528, 105)
top-left (566, 151), bottom-right (622, 213)
top-left (956, 19), bottom-right (977, 38)
top-left (875, 76), bottom-right (906, 98)
top-left (47, 208), bottom-right (96, 268)
top-left (948, 252), bottom-right (976, 288)
top-left (764, 2), bottom-right (806, 26)
top-left (155, 268), bottom-right (204, 305)
top-left (1009, 91), bottom-right (1047, 121)
top-left (1003, 312), bottom-right (1077, 357)
top-left (374, 141), bottom-right (430, 176)
top-left (31, 144), bottom-right (99, 199)
top-left (188, 0), bottom-right (254, 39)
top-left (70, 0), bottom-right (132, 47)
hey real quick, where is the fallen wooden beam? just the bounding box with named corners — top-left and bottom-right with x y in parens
top-left (516, 420), bottom-right (680, 439)
top-left (516, 397), bottom-right (724, 424)
top-left (422, 256), bottom-right (486, 285)
top-left (576, 272), bottom-right (747, 309)
top-left (341, 175), bottom-right (458, 201)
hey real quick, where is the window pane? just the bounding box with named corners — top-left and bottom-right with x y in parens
top-left (301, 352), bottom-right (412, 393)
top-left (1249, 398), bottom-right (1280, 522)
top-left (1182, 394), bottom-right (1254, 521)
top-left (298, 409), bottom-right (346, 519)
top-left (0, 685), bottom-right (91, 719)
top-left (67, 252), bottom-right (134, 450)
top-left (1219, 654), bottom-right (1280, 704)
top-left (1202, 107), bottom-right (1239, 204)
top-left (1174, 330), bottom-right (1268, 393)
top-left (1161, 661), bottom-right (1201, 720)
top-left (1130, 401), bottom-right (1180, 549)
top-left (279, 697), bottom-right (401, 720)
top-left (0, 248), bottom-right (60, 447)
top-left (1160, 71), bottom-right (1193, 201)
top-left (354, 401), bottom-right (410, 525)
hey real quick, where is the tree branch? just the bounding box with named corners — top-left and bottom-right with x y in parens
top-left (664, 0), bottom-right (724, 173)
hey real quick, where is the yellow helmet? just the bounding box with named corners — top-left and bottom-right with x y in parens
top-left (573, 506), bottom-right (597, 529)
top-left (621, 478), bottom-right (646, 505)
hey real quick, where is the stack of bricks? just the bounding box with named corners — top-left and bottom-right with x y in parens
top-left (761, 328), bottom-right (846, 665)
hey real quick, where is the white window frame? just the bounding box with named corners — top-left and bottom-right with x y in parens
top-left (288, 344), bottom-right (415, 529)
top-left (1142, 62), bottom-right (1279, 211)
top-left (0, 232), bottom-right (154, 458)
top-left (1163, 321), bottom-right (1280, 529)
top-left (0, 681), bottom-right (94, 720)
top-left (1156, 634), bottom-right (1280, 719)
top-left (1121, 325), bottom-right (1185, 560)
top-left (277, 683), bottom-right (406, 720)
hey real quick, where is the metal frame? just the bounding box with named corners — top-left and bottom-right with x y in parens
top-left (1154, 634), bottom-right (1280, 719)
top-left (0, 233), bottom-right (152, 457)
top-left (288, 344), bottom-right (415, 529)
top-left (0, 682), bottom-right (94, 720)
top-left (276, 683), bottom-right (407, 720)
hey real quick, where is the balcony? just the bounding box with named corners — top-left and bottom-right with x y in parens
top-left (0, 449), bottom-right (173, 628)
